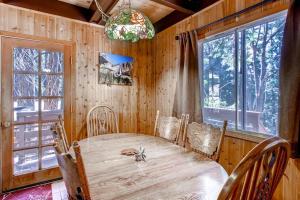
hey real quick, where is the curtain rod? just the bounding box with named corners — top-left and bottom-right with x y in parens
top-left (175, 0), bottom-right (277, 40)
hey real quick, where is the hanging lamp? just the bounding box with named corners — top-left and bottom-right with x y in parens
top-left (94, 0), bottom-right (155, 42)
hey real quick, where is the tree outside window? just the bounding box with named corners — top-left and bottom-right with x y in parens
top-left (201, 13), bottom-right (286, 135)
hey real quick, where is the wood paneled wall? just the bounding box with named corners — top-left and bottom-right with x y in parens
top-left (153, 0), bottom-right (299, 199)
top-left (0, 3), bottom-right (156, 140)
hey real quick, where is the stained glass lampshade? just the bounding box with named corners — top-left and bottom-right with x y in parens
top-left (105, 8), bottom-right (155, 42)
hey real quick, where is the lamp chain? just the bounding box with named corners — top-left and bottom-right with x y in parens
top-left (94, 0), bottom-right (110, 21)
top-left (120, 0), bottom-right (131, 9)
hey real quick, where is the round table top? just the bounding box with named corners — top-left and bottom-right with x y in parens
top-left (77, 133), bottom-right (228, 200)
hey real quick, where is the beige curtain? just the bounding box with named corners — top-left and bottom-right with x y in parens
top-left (279, 0), bottom-right (300, 158)
top-left (173, 30), bottom-right (202, 123)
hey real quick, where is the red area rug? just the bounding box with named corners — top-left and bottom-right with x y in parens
top-left (0, 184), bottom-right (52, 200)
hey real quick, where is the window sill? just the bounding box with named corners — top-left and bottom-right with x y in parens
top-left (225, 130), bottom-right (272, 143)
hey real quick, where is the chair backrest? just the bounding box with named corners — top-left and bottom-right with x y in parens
top-left (154, 110), bottom-right (184, 144)
top-left (86, 105), bottom-right (119, 137)
top-left (51, 115), bottom-right (70, 152)
top-left (58, 114), bottom-right (70, 151)
top-left (55, 141), bottom-right (91, 200)
top-left (183, 118), bottom-right (227, 162)
top-left (218, 137), bottom-right (290, 200)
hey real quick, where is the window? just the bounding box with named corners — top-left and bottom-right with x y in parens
top-left (13, 48), bottom-right (64, 174)
top-left (200, 12), bottom-right (286, 135)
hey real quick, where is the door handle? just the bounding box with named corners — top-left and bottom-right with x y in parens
top-left (1, 121), bottom-right (11, 128)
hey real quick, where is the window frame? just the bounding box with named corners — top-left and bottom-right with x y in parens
top-left (198, 10), bottom-right (287, 136)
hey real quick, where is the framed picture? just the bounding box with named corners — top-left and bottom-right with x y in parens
top-left (98, 53), bottom-right (134, 86)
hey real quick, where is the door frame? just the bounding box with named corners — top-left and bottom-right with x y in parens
top-left (0, 31), bottom-right (76, 192)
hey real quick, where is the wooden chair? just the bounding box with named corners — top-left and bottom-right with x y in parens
top-left (55, 141), bottom-right (91, 200)
top-left (154, 110), bottom-right (185, 144)
top-left (51, 115), bottom-right (70, 152)
top-left (218, 136), bottom-right (290, 200)
top-left (182, 116), bottom-right (227, 162)
top-left (86, 105), bottom-right (119, 137)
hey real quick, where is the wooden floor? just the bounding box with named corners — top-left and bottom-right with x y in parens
top-left (51, 181), bottom-right (68, 200)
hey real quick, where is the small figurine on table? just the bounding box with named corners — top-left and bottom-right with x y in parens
top-left (135, 146), bottom-right (146, 162)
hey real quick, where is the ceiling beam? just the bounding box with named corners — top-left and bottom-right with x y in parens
top-left (154, 0), bottom-right (220, 33)
top-left (89, 0), bottom-right (119, 25)
top-left (2, 0), bottom-right (91, 21)
top-left (154, 10), bottom-right (190, 33)
top-left (150, 0), bottom-right (195, 15)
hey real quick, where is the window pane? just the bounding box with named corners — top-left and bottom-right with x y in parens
top-left (41, 51), bottom-right (64, 73)
top-left (41, 99), bottom-right (63, 121)
top-left (13, 48), bottom-right (39, 72)
top-left (14, 74), bottom-right (38, 97)
top-left (41, 75), bottom-right (63, 96)
top-left (243, 17), bottom-right (285, 135)
top-left (14, 99), bottom-right (39, 123)
top-left (14, 124), bottom-right (39, 149)
top-left (237, 31), bottom-right (243, 130)
top-left (42, 122), bottom-right (56, 145)
top-left (14, 148), bottom-right (39, 175)
top-left (202, 33), bottom-right (236, 128)
top-left (42, 146), bottom-right (58, 169)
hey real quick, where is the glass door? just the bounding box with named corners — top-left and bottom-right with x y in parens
top-left (1, 36), bottom-right (72, 191)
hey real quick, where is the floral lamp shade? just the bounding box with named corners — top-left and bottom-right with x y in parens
top-left (105, 8), bottom-right (155, 42)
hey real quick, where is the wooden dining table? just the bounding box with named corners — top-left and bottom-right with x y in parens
top-left (73, 133), bottom-right (228, 200)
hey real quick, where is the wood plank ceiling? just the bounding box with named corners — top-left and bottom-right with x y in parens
top-left (0, 0), bottom-right (219, 33)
